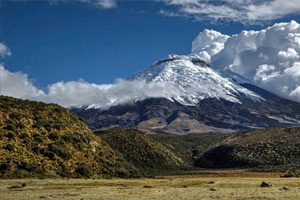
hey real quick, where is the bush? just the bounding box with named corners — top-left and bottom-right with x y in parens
top-left (48, 144), bottom-right (71, 160)
top-left (0, 162), bottom-right (10, 173)
top-left (48, 132), bottom-right (59, 140)
top-left (43, 150), bottom-right (55, 160)
top-left (75, 163), bottom-right (91, 177)
top-left (4, 124), bottom-right (14, 131)
top-left (33, 134), bottom-right (44, 143)
top-left (4, 144), bottom-right (14, 151)
top-left (19, 132), bottom-right (28, 139)
top-left (5, 131), bottom-right (15, 139)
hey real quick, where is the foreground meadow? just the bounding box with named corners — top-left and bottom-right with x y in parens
top-left (1, 170), bottom-right (299, 200)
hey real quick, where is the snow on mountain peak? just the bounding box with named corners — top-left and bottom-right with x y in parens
top-left (132, 55), bottom-right (263, 105)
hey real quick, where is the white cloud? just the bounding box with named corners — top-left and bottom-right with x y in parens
top-left (0, 64), bottom-right (44, 99)
top-left (291, 86), bottom-right (300, 102)
top-left (191, 29), bottom-right (229, 63)
top-left (162, 0), bottom-right (300, 23)
top-left (284, 62), bottom-right (300, 78)
top-left (0, 65), bottom-right (178, 108)
top-left (43, 79), bottom-right (178, 108)
top-left (94, 0), bottom-right (117, 9)
top-left (192, 20), bottom-right (300, 102)
top-left (0, 43), bottom-right (11, 58)
top-left (278, 48), bottom-right (299, 63)
top-left (49, 0), bottom-right (117, 9)
top-left (159, 9), bottom-right (183, 18)
top-left (254, 64), bottom-right (280, 82)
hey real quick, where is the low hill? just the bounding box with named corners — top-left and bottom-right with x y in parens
top-left (96, 128), bottom-right (184, 173)
top-left (0, 96), bottom-right (138, 178)
top-left (196, 127), bottom-right (300, 171)
top-left (150, 133), bottom-right (230, 165)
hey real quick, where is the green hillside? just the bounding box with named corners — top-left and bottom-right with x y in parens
top-left (196, 127), bottom-right (300, 172)
top-left (96, 128), bottom-right (184, 174)
top-left (151, 133), bottom-right (230, 165)
top-left (0, 96), bottom-right (138, 178)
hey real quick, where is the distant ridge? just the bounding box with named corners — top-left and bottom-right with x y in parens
top-left (196, 126), bottom-right (300, 171)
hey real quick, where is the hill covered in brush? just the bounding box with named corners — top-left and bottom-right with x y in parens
top-left (96, 128), bottom-right (184, 173)
top-left (0, 96), bottom-right (139, 178)
top-left (151, 133), bottom-right (230, 165)
top-left (196, 127), bottom-right (300, 172)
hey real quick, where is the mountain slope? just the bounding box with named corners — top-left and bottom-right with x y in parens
top-left (96, 128), bottom-right (184, 173)
top-left (0, 96), bottom-right (138, 178)
top-left (195, 127), bottom-right (300, 171)
top-left (73, 55), bottom-right (300, 134)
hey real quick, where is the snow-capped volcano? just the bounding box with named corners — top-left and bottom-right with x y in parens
top-left (71, 21), bottom-right (300, 134)
top-left (131, 54), bottom-right (262, 105)
top-left (73, 54), bottom-right (300, 134)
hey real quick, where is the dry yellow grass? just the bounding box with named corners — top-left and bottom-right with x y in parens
top-left (1, 170), bottom-right (299, 200)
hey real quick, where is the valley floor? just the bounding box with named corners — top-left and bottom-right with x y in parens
top-left (1, 170), bottom-right (300, 200)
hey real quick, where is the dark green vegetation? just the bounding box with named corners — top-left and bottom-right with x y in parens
top-left (96, 128), bottom-right (184, 175)
top-left (0, 96), bottom-right (138, 178)
top-left (150, 133), bottom-right (230, 165)
top-left (196, 127), bottom-right (300, 175)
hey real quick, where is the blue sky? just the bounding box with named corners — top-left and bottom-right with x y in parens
top-left (1, 0), bottom-right (300, 89)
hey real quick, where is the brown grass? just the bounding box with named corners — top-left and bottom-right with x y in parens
top-left (1, 170), bottom-right (299, 200)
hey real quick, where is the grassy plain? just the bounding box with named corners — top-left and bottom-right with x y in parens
top-left (1, 170), bottom-right (299, 200)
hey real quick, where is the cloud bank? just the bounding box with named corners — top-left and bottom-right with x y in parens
top-left (0, 65), bottom-right (44, 99)
top-left (192, 20), bottom-right (300, 102)
top-left (0, 43), bottom-right (11, 58)
top-left (0, 64), bottom-right (178, 108)
top-left (44, 79), bottom-right (178, 108)
top-left (162, 0), bottom-right (300, 23)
